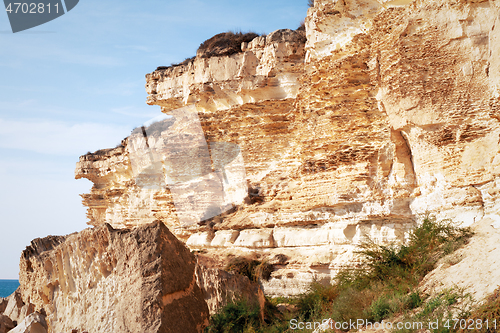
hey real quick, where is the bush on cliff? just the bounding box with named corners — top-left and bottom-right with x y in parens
top-left (155, 31), bottom-right (261, 70)
top-left (314, 217), bottom-right (473, 325)
top-left (205, 217), bottom-right (474, 332)
top-left (226, 256), bottom-right (273, 282)
top-left (205, 298), bottom-right (261, 333)
top-left (457, 287), bottom-right (500, 333)
top-left (197, 31), bottom-right (260, 58)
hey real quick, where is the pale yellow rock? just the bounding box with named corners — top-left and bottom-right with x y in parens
top-left (187, 231), bottom-right (214, 248)
top-left (3, 289), bottom-right (23, 325)
top-left (19, 222), bottom-right (209, 333)
top-left (145, 29), bottom-right (306, 113)
top-left (420, 217), bottom-right (500, 303)
top-left (210, 230), bottom-right (240, 247)
top-left (233, 229), bottom-right (275, 248)
top-left (273, 226), bottom-right (330, 247)
top-left (8, 312), bottom-right (47, 333)
top-left (75, 0), bottom-right (500, 298)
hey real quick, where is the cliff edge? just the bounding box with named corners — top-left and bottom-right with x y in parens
top-left (75, 0), bottom-right (500, 298)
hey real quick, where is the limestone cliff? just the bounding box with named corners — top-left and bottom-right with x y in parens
top-left (76, 0), bottom-right (500, 297)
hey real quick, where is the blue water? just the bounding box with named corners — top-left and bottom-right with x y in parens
top-left (0, 280), bottom-right (19, 298)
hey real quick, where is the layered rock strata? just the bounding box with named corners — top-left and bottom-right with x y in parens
top-left (18, 221), bottom-right (209, 333)
top-left (76, 0), bottom-right (500, 296)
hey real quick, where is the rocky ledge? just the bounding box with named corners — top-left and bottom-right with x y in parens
top-left (75, 0), bottom-right (500, 298)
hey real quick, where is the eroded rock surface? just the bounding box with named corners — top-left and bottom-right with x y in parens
top-left (76, 0), bottom-right (500, 297)
top-left (145, 29), bottom-right (306, 112)
top-left (420, 217), bottom-right (500, 302)
top-left (19, 221), bottom-right (209, 333)
top-left (195, 258), bottom-right (265, 315)
top-left (8, 312), bottom-right (47, 333)
top-left (3, 288), bottom-right (25, 325)
top-left (0, 314), bottom-right (14, 333)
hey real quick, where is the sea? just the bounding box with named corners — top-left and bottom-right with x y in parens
top-left (0, 280), bottom-right (19, 298)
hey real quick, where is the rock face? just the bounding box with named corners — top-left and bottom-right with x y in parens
top-left (76, 0), bottom-right (500, 297)
top-left (8, 312), bottom-right (47, 333)
top-left (145, 29), bottom-right (306, 112)
top-left (2, 288), bottom-right (34, 326)
top-left (2, 289), bottom-right (24, 324)
top-left (420, 217), bottom-right (500, 303)
top-left (195, 260), bottom-right (265, 315)
top-left (19, 221), bottom-right (209, 333)
top-left (0, 314), bottom-right (15, 333)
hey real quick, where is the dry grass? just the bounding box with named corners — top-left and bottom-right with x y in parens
top-left (197, 31), bottom-right (260, 58)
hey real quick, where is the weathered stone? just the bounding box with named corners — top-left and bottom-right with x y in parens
top-left (144, 29), bottom-right (306, 112)
top-left (75, 0), bottom-right (500, 297)
top-left (420, 217), bottom-right (500, 302)
top-left (195, 260), bottom-right (265, 315)
top-left (210, 230), bottom-right (240, 247)
top-left (0, 314), bottom-right (14, 333)
top-left (3, 288), bottom-right (24, 324)
top-left (19, 221), bottom-right (209, 333)
top-left (8, 312), bottom-right (47, 333)
top-left (0, 298), bottom-right (7, 315)
top-left (17, 303), bottom-right (34, 326)
top-left (187, 231), bottom-right (214, 248)
top-left (233, 229), bottom-right (275, 248)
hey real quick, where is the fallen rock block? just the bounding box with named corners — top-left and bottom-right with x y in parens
top-left (7, 312), bottom-right (46, 333)
top-left (195, 262), bottom-right (265, 315)
top-left (0, 314), bottom-right (14, 333)
top-left (19, 221), bottom-right (210, 333)
top-left (0, 298), bottom-right (7, 315)
top-left (3, 288), bottom-right (23, 324)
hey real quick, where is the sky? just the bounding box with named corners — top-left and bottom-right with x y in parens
top-left (0, 0), bottom-right (310, 279)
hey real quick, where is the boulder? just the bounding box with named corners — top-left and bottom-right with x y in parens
top-left (19, 221), bottom-right (209, 333)
top-left (7, 312), bottom-right (46, 333)
top-left (0, 314), bottom-right (14, 333)
top-left (0, 298), bottom-right (7, 315)
top-left (3, 288), bottom-right (23, 324)
top-left (195, 260), bottom-right (265, 315)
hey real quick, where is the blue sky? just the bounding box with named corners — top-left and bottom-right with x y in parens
top-left (0, 0), bottom-right (309, 279)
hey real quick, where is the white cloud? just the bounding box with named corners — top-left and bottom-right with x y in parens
top-left (0, 118), bottom-right (131, 156)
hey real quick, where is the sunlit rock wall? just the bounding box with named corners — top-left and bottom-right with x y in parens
top-left (19, 222), bottom-right (209, 333)
top-left (76, 0), bottom-right (500, 296)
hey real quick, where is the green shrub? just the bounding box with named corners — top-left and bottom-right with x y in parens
top-left (207, 217), bottom-right (473, 332)
top-left (353, 217), bottom-right (473, 286)
top-left (394, 288), bottom-right (474, 333)
top-left (205, 298), bottom-right (261, 333)
top-left (368, 296), bottom-right (392, 322)
top-left (296, 282), bottom-right (338, 321)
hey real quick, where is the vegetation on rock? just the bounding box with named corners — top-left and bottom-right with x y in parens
top-left (226, 256), bottom-right (273, 282)
top-left (205, 217), bottom-right (475, 332)
top-left (197, 31), bottom-right (260, 58)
